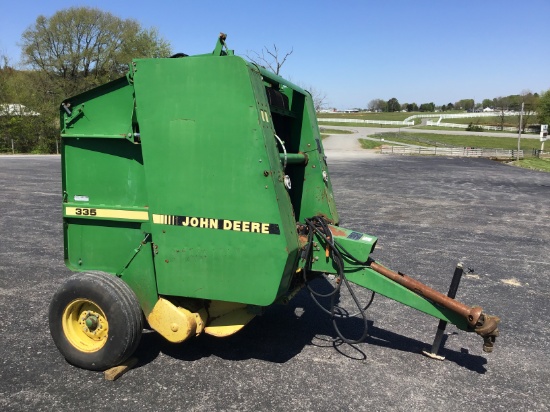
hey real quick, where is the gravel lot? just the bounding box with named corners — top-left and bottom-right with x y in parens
top-left (0, 153), bottom-right (548, 411)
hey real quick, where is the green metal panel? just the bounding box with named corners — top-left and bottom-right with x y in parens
top-left (63, 139), bottom-right (148, 207)
top-left (132, 55), bottom-right (300, 306)
top-left (345, 268), bottom-right (469, 330)
top-left (61, 77), bottom-right (135, 138)
top-left (60, 73), bottom-right (158, 313)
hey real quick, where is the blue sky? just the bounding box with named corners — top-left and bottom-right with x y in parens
top-left (1, 1), bottom-right (549, 109)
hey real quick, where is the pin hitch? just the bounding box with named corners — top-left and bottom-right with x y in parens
top-left (474, 313), bottom-right (500, 353)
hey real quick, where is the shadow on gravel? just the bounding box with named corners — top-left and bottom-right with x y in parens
top-left (132, 279), bottom-right (488, 374)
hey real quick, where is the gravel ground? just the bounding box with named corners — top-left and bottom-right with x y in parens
top-left (0, 153), bottom-right (548, 411)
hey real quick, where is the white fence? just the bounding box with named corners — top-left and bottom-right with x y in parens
top-left (425, 120), bottom-right (519, 132)
top-left (380, 145), bottom-right (523, 159)
top-left (403, 111), bottom-right (522, 122)
top-left (319, 118), bottom-right (414, 126)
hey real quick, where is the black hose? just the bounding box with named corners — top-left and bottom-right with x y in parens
top-left (302, 216), bottom-right (375, 344)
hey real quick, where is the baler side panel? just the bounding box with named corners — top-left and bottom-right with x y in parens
top-left (61, 78), bottom-right (159, 313)
top-left (133, 56), bottom-right (299, 306)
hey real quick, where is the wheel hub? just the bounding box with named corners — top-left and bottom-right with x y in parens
top-left (85, 314), bottom-right (98, 330)
top-left (62, 299), bottom-right (109, 352)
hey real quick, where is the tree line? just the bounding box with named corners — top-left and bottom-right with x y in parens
top-left (367, 92), bottom-right (542, 114)
top-left (365, 91), bottom-right (550, 132)
top-left (0, 7), bottom-right (170, 153)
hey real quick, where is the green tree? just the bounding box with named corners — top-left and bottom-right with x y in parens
top-left (386, 97), bottom-right (400, 112)
top-left (482, 98), bottom-right (493, 108)
top-left (455, 99), bottom-right (474, 111)
top-left (538, 89), bottom-right (550, 125)
top-left (0, 66), bottom-right (58, 153)
top-left (419, 102), bottom-right (435, 112)
top-left (406, 102), bottom-right (418, 112)
top-left (21, 7), bottom-right (171, 96)
top-left (12, 7), bottom-right (171, 153)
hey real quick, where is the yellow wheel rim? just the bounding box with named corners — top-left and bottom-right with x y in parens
top-left (62, 298), bottom-right (109, 353)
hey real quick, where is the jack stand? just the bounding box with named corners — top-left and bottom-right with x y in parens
top-left (422, 263), bottom-right (464, 360)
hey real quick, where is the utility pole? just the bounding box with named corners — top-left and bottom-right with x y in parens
top-left (517, 102), bottom-right (524, 162)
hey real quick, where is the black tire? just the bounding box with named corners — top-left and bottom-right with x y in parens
top-left (49, 272), bottom-right (143, 371)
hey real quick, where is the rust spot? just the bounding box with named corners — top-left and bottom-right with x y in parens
top-left (328, 226), bottom-right (346, 237)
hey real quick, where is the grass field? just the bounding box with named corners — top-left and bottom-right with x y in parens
top-left (440, 115), bottom-right (518, 126)
top-left (317, 111), bottom-right (538, 132)
top-left (358, 139), bottom-right (392, 149)
top-left (414, 125), bottom-right (519, 134)
top-left (318, 121), bottom-right (403, 128)
top-left (320, 128), bottom-right (353, 139)
top-left (509, 157), bottom-right (550, 172)
top-left (362, 132), bottom-right (549, 172)
top-left (318, 110), bottom-right (488, 122)
top-left (370, 132), bottom-right (542, 152)
top-left (319, 128), bottom-right (354, 134)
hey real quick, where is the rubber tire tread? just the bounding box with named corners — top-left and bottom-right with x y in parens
top-left (86, 271), bottom-right (143, 360)
top-left (49, 272), bottom-right (143, 371)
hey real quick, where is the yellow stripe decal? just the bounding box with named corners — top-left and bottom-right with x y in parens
top-left (65, 207), bottom-right (149, 221)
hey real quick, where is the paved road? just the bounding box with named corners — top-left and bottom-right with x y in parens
top-left (1, 154), bottom-right (549, 411)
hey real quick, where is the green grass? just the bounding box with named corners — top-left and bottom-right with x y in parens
top-left (320, 127), bottom-right (354, 140)
top-left (318, 121), bottom-right (405, 128)
top-left (375, 136), bottom-right (433, 146)
top-left (508, 157), bottom-right (550, 172)
top-left (318, 128), bottom-right (354, 134)
top-left (371, 132), bottom-right (541, 152)
top-left (358, 139), bottom-right (390, 149)
top-left (439, 115), bottom-right (518, 125)
top-left (414, 126), bottom-right (519, 134)
top-left (357, 130), bottom-right (549, 172)
top-left (318, 112), bottom-right (413, 121)
top-left (317, 110), bottom-right (470, 122)
top-left (316, 111), bottom-right (537, 132)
